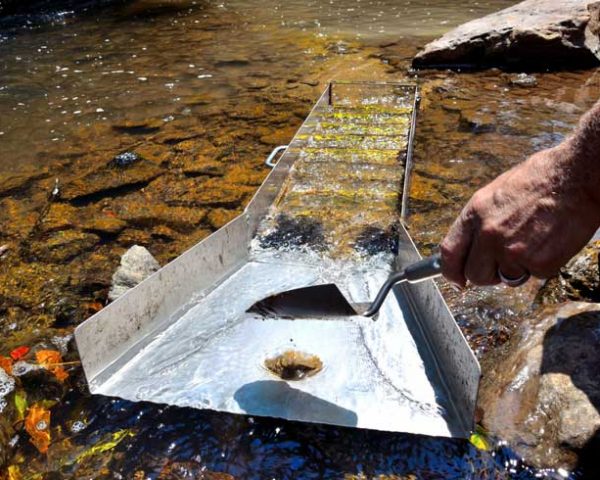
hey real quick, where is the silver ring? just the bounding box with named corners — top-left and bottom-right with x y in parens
top-left (498, 269), bottom-right (530, 287)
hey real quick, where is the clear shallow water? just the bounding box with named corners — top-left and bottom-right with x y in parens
top-left (1, 0), bottom-right (599, 478)
top-left (0, 0), bottom-right (515, 171)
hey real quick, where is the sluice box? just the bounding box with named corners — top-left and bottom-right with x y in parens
top-left (75, 82), bottom-right (480, 438)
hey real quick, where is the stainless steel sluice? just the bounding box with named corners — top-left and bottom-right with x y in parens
top-left (75, 82), bottom-right (480, 438)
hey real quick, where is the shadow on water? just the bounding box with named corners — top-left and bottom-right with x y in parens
top-left (51, 388), bottom-right (540, 479)
top-left (540, 311), bottom-right (600, 478)
top-left (234, 380), bottom-right (358, 428)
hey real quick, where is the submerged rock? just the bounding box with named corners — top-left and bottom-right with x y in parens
top-left (29, 230), bottom-right (100, 263)
top-left (112, 151), bottom-right (141, 168)
top-left (413, 0), bottom-right (600, 70)
top-left (108, 245), bottom-right (160, 301)
top-left (61, 159), bottom-right (162, 203)
top-left (509, 73), bottom-right (538, 87)
top-left (479, 302), bottom-right (600, 471)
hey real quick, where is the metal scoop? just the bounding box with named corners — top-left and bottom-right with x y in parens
top-left (248, 253), bottom-right (442, 319)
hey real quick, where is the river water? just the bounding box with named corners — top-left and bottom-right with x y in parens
top-left (1, 0), bottom-right (599, 478)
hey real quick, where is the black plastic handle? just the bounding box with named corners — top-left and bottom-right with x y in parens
top-left (363, 253), bottom-right (443, 317)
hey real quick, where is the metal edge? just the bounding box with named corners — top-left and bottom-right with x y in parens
top-left (393, 226), bottom-right (481, 436)
top-left (401, 85), bottom-right (420, 221)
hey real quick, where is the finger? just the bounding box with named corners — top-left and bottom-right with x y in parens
top-left (464, 235), bottom-right (500, 286)
top-left (440, 210), bottom-right (474, 288)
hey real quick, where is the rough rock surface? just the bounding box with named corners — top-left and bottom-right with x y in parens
top-left (413, 0), bottom-right (600, 69)
top-left (537, 240), bottom-right (600, 304)
top-left (479, 302), bottom-right (600, 472)
top-left (108, 245), bottom-right (159, 301)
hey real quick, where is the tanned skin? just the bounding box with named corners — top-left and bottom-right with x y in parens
top-left (441, 101), bottom-right (600, 287)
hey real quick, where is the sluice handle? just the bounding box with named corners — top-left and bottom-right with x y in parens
top-left (265, 145), bottom-right (288, 168)
top-left (363, 253), bottom-right (442, 317)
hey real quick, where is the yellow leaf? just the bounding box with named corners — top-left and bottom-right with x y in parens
top-left (14, 391), bottom-right (27, 421)
top-left (76, 429), bottom-right (135, 463)
top-left (35, 350), bottom-right (69, 383)
top-left (24, 404), bottom-right (51, 454)
top-left (7, 465), bottom-right (22, 480)
top-left (469, 426), bottom-right (490, 451)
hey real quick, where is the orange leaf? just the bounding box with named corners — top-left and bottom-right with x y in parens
top-left (0, 356), bottom-right (13, 375)
top-left (36, 350), bottom-right (69, 383)
top-left (10, 346), bottom-right (29, 361)
top-left (86, 301), bottom-right (104, 313)
top-left (25, 404), bottom-right (51, 454)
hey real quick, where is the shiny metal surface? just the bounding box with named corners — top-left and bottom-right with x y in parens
top-left (75, 82), bottom-right (480, 438)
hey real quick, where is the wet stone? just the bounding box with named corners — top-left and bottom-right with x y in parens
top-left (112, 151), bottom-right (141, 168)
top-left (108, 245), bottom-right (160, 301)
top-left (537, 240), bottom-right (600, 304)
top-left (81, 214), bottom-right (127, 236)
top-left (264, 350), bottom-right (323, 381)
top-left (509, 73), bottom-right (538, 87)
top-left (134, 143), bottom-right (174, 166)
top-left (181, 155), bottom-right (225, 177)
top-left (40, 203), bottom-right (78, 232)
top-left (112, 118), bottom-right (163, 135)
top-left (0, 169), bottom-right (48, 198)
top-left (206, 208), bottom-right (240, 230)
top-left (112, 194), bottom-right (206, 232)
top-left (61, 160), bottom-right (163, 203)
top-left (29, 230), bottom-right (100, 263)
top-left (458, 109), bottom-right (496, 133)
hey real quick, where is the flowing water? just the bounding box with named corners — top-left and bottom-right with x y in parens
top-left (1, 0), bottom-right (600, 478)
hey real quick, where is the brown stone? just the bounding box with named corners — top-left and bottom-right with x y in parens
top-left (112, 193), bottom-right (206, 232)
top-left (479, 302), bottom-right (600, 470)
top-left (537, 240), bottom-right (600, 304)
top-left (0, 169), bottom-right (48, 197)
top-left (81, 214), bottom-right (128, 236)
top-left (206, 208), bottom-right (240, 229)
top-left (181, 155), bottom-right (226, 177)
top-left (134, 143), bottom-right (174, 165)
top-left (29, 230), bottom-right (100, 263)
top-left (413, 0), bottom-right (600, 70)
top-left (61, 161), bottom-right (163, 203)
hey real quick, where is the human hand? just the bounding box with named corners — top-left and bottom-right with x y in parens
top-left (440, 143), bottom-right (600, 287)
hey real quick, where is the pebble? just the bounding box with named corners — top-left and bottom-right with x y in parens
top-left (112, 151), bottom-right (140, 167)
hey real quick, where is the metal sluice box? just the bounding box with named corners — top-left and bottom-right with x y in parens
top-left (75, 82), bottom-right (480, 438)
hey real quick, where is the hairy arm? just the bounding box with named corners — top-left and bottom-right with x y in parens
top-left (441, 101), bottom-right (600, 287)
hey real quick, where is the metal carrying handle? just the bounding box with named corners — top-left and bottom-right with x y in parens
top-left (265, 145), bottom-right (288, 168)
top-left (364, 253), bottom-right (442, 317)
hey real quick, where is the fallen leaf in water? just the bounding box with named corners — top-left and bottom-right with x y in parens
top-left (25, 404), bottom-right (51, 454)
top-left (469, 425), bottom-right (490, 451)
top-left (86, 301), bottom-right (104, 313)
top-left (7, 465), bottom-right (22, 480)
top-left (0, 356), bottom-right (13, 375)
top-left (10, 346), bottom-right (30, 361)
top-left (35, 350), bottom-right (69, 382)
top-left (76, 429), bottom-right (135, 463)
top-left (14, 391), bottom-right (28, 421)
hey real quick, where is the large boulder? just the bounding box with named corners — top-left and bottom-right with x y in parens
top-left (479, 302), bottom-right (600, 472)
top-left (413, 0), bottom-right (600, 70)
